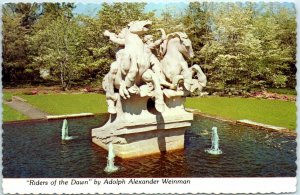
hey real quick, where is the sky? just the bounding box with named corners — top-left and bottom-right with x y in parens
top-left (73, 2), bottom-right (188, 17)
top-left (73, 2), bottom-right (295, 17)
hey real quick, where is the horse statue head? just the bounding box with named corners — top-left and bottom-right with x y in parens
top-left (160, 32), bottom-right (194, 59)
top-left (127, 20), bottom-right (152, 35)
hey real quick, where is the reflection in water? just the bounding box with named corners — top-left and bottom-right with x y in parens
top-left (2, 114), bottom-right (296, 178)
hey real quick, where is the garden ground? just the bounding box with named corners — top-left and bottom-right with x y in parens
top-left (2, 87), bottom-right (297, 130)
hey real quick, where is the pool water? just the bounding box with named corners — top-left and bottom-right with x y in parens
top-left (3, 114), bottom-right (296, 178)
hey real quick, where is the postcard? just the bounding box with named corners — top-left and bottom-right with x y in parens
top-left (1, 0), bottom-right (298, 194)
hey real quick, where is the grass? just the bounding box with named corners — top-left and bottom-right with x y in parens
top-left (186, 96), bottom-right (296, 130)
top-left (3, 104), bottom-right (29, 121)
top-left (20, 93), bottom-right (107, 115)
top-left (3, 92), bottom-right (14, 101)
top-left (8, 93), bottom-right (296, 130)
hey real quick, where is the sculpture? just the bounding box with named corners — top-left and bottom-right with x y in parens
top-left (93, 20), bottom-right (207, 158)
top-left (103, 20), bottom-right (167, 113)
top-left (102, 21), bottom-right (206, 113)
top-left (160, 32), bottom-right (207, 95)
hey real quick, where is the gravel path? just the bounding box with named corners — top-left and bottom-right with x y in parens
top-left (4, 96), bottom-right (48, 119)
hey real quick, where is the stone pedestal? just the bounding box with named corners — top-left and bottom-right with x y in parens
top-left (92, 95), bottom-right (193, 159)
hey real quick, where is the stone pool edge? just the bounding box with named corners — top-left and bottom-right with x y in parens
top-left (2, 113), bottom-right (101, 125)
top-left (3, 109), bottom-right (296, 136)
top-left (185, 108), bottom-right (296, 135)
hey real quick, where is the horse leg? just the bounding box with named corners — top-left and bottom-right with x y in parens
top-left (124, 54), bottom-right (138, 88)
top-left (171, 75), bottom-right (183, 85)
top-left (118, 54), bottom-right (137, 100)
top-left (190, 64), bottom-right (207, 88)
top-left (120, 51), bottom-right (131, 76)
top-left (181, 61), bottom-right (193, 91)
top-left (104, 61), bottom-right (119, 114)
top-left (142, 69), bottom-right (165, 113)
top-left (119, 54), bottom-right (139, 99)
top-left (150, 54), bottom-right (175, 89)
top-left (119, 80), bottom-right (130, 100)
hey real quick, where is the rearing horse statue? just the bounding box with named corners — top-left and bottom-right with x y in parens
top-left (103, 20), bottom-right (165, 114)
top-left (160, 32), bottom-right (207, 95)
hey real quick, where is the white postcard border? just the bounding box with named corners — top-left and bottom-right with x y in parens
top-left (2, 178), bottom-right (297, 194)
top-left (1, 0), bottom-right (299, 194)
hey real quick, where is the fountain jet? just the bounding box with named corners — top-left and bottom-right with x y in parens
top-left (104, 143), bottom-right (119, 173)
top-left (205, 127), bottom-right (223, 155)
top-left (61, 119), bottom-right (77, 141)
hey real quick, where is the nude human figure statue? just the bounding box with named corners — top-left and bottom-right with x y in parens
top-left (103, 20), bottom-right (167, 113)
top-left (102, 20), bottom-right (206, 114)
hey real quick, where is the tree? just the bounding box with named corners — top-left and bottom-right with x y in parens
top-left (29, 3), bottom-right (88, 90)
top-left (252, 3), bottom-right (295, 89)
top-left (30, 16), bottom-right (86, 90)
top-left (2, 3), bottom-right (41, 85)
top-left (180, 2), bottom-right (212, 65)
top-left (197, 3), bottom-right (295, 94)
top-left (270, 4), bottom-right (296, 88)
top-left (2, 2), bottom-right (296, 92)
top-left (2, 3), bottom-right (76, 86)
top-left (78, 3), bottom-right (155, 82)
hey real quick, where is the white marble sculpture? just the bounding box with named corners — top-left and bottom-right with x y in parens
top-left (93, 20), bottom-right (207, 158)
top-left (102, 20), bottom-right (206, 114)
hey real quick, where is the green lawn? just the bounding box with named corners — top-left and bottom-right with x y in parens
top-left (3, 92), bottom-right (14, 101)
top-left (186, 96), bottom-right (296, 130)
top-left (6, 93), bottom-right (296, 130)
top-left (3, 104), bottom-right (28, 121)
top-left (20, 93), bottom-right (107, 115)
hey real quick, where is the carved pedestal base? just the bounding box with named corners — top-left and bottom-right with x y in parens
top-left (91, 95), bottom-right (193, 159)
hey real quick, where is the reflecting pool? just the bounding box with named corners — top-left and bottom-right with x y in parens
top-left (3, 114), bottom-right (296, 178)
